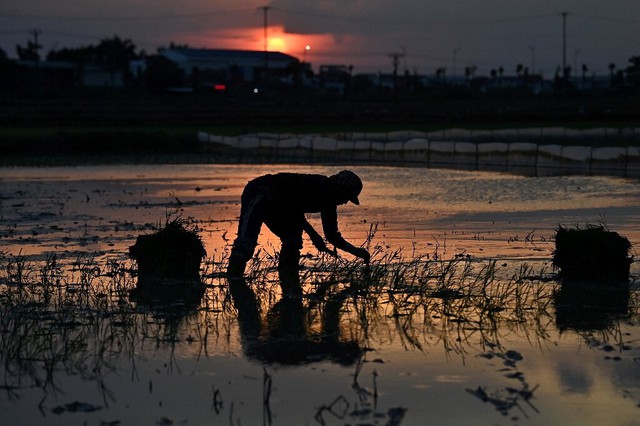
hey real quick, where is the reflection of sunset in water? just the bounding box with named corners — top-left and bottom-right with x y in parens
top-left (1, 164), bottom-right (639, 425)
top-left (2, 164), bottom-right (639, 262)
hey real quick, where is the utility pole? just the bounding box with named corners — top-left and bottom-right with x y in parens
top-left (31, 29), bottom-right (42, 65)
top-left (561, 12), bottom-right (568, 75)
top-left (258, 6), bottom-right (270, 81)
top-left (389, 51), bottom-right (403, 101)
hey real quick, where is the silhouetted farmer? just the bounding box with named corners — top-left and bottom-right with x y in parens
top-left (227, 170), bottom-right (370, 285)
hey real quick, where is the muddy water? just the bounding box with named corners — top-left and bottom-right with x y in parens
top-left (1, 164), bottom-right (639, 425)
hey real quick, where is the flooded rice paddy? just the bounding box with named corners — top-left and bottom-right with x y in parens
top-left (1, 164), bottom-right (639, 425)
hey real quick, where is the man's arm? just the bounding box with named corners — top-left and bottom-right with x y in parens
top-left (321, 209), bottom-right (370, 263)
top-left (302, 219), bottom-right (336, 256)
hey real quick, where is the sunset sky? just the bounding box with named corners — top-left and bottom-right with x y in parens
top-left (1, 0), bottom-right (638, 77)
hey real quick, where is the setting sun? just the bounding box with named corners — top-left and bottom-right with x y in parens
top-left (268, 37), bottom-right (286, 52)
top-left (195, 25), bottom-right (337, 64)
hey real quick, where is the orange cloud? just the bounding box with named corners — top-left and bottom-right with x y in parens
top-left (178, 25), bottom-right (334, 62)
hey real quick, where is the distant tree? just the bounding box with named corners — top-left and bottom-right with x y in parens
top-left (94, 36), bottom-right (138, 84)
top-left (48, 36), bottom-right (138, 69)
top-left (464, 65), bottom-right (476, 80)
top-left (627, 56), bottom-right (640, 87)
top-left (0, 47), bottom-right (22, 92)
top-left (144, 55), bottom-right (184, 91)
top-left (607, 63), bottom-right (618, 88)
top-left (490, 69), bottom-right (497, 79)
top-left (16, 40), bottom-right (41, 61)
top-left (47, 45), bottom-right (94, 64)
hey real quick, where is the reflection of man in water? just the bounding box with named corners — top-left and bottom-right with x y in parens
top-left (227, 170), bottom-right (370, 286)
top-left (228, 277), bottom-right (363, 366)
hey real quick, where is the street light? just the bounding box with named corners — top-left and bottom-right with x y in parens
top-left (303, 44), bottom-right (311, 63)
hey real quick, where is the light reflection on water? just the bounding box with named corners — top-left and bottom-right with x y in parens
top-left (3, 164), bottom-right (640, 261)
top-left (1, 164), bottom-right (639, 425)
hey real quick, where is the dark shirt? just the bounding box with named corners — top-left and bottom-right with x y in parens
top-left (250, 173), bottom-right (350, 249)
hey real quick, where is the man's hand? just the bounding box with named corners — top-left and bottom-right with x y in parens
top-left (313, 239), bottom-right (338, 257)
top-left (303, 219), bottom-right (337, 257)
top-left (352, 247), bottom-right (370, 264)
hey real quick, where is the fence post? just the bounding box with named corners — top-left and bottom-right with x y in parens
top-left (625, 145), bottom-right (630, 178)
top-left (475, 142), bottom-right (479, 171)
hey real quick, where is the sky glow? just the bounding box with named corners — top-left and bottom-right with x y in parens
top-left (1, 1), bottom-right (638, 76)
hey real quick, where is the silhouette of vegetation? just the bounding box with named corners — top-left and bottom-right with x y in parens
top-left (0, 220), bottom-right (638, 422)
top-left (143, 54), bottom-right (184, 91)
top-left (129, 217), bottom-right (206, 285)
top-left (553, 224), bottom-right (633, 285)
top-left (47, 36), bottom-right (138, 84)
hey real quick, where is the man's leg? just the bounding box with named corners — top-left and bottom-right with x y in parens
top-left (279, 237), bottom-right (302, 292)
top-left (228, 184), bottom-right (266, 278)
top-left (266, 216), bottom-right (304, 295)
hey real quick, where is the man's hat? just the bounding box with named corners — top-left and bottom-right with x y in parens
top-left (332, 170), bottom-right (362, 205)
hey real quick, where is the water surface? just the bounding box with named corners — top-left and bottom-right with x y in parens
top-left (1, 164), bottom-right (638, 425)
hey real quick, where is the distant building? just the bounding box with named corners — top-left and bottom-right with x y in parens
top-left (81, 64), bottom-right (125, 88)
top-left (479, 75), bottom-right (549, 94)
top-left (319, 65), bottom-right (353, 95)
top-left (159, 48), bottom-right (300, 84)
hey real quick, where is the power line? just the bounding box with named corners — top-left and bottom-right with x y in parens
top-left (272, 7), bottom-right (563, 27)
top-left (572, 13), bottom-right (640, 24)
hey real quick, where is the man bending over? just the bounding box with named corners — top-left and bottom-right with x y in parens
top-left (227, 170), bottom-right (370, 286)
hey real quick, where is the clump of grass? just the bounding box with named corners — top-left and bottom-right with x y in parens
top-left (129, 217), bottom-right (206, 284)
top-left (553, 224), bottom-right (633, 285)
